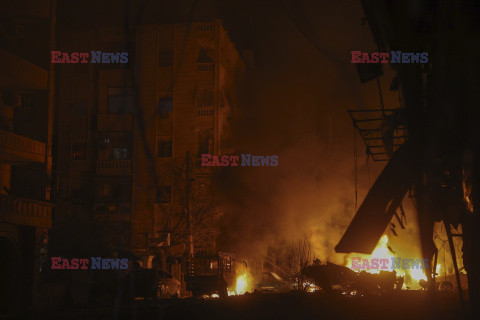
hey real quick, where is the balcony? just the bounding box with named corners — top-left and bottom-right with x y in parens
top-left (0, 129), bottom-right (46, 163)
top-left (96, 160), bottom-right (133, 175)
top-left (0, 49), bottom-right (48, 90)
top-left (196, 107), bottom-right (214, 116)
top-left (196, 63), bottom-right (215, 71)
top-left (100, 27), bottom-right (128, 42)
top-left (0, 194), bottom-right (53, 228)
top-left (197, 23), bottom-right (215, 38)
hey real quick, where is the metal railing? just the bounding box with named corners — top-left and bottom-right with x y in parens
top-left (0, 194), bottom-right (53, 228)
top-left (196, 108), bottom-right (214, 116)
top-left (197, 23), bottom-right (215, 31)
top-left (96, 160), bottom-right (133, 174)
top-left (196, 63), bottom-right (215, 71)
top-left (97, 160), bottom-right (132, 169)
top-left (0, 129), bottom-right (46, 159)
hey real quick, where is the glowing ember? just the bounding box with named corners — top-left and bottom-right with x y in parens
top-left (236, 274), bottom-right (249, 295)
top-left (211, 294), bottom-right (219, 298)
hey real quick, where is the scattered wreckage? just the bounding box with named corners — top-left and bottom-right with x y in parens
top-left (302, 260), bottom-right (404, 295)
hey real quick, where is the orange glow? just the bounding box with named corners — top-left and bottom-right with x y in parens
top-left (346, 235), bottom-right (428, 287)
top-left (235, 274), bottom-right (249, 295)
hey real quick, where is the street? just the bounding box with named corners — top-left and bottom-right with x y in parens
top-left (34, 291), bottom-right (463, 320)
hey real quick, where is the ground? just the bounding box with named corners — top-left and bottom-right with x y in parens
top-left (28, 290), bottom-right (467, 320)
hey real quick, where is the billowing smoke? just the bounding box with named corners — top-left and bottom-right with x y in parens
top-left (213, 0), bottom-right (405, 271)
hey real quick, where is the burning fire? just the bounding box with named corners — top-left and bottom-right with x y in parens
top-left (303, 280), bottom-right (318, 293)
top-left (346, 235), bottom-right (428, 287)
top-left (235, 274), bottom-right (249, 295)
top-left (227, 273), bottom-right (252, 296)
top-left (346, 235), bottom-right (390, 274)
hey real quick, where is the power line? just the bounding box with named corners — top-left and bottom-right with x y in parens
top-left (278, 0), bottom-right (350, 65)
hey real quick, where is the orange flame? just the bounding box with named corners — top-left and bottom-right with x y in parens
top-left (346, 235), bottom-right (428, 287)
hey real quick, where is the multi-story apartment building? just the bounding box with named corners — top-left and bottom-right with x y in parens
top-left (55, 20), bottom-right (245, 283)
top-left (0, 0), bottom-right (54, 315)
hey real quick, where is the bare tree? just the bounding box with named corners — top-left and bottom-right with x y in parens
top-left (159, 156), bottom-right (222, 254)
top-left (286, 233), bottom-right (313, 292)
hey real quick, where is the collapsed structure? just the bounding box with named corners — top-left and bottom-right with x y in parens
top-left (335, 0), bottom-right (480, 316)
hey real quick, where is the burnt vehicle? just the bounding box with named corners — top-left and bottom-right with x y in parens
top-left (255, 272), bottom-right (295, 293)
top-left (187, 252), bottom-right (239, 298)
top-left (122, 269), bottom-right (181, 301)
top-left (156, 270), bottom-right (181, 298)
top-left (302, 260), bottom-right (404, 295)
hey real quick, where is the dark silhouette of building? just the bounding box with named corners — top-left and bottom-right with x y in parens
top-left (0, 0), bottom-right (55, 316)
top-left (54, 18), bottom-right (245, 291)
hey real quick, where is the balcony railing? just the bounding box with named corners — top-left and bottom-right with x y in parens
top-left (197, 23), bottom-right (215, 31)
top-left (0, 194), bottom-right (53, 228)
top-left (99, 27), bottom-right (132, 42)
top-left (196, 107), bottom-right (214, 116)
top-left (196, 63), bottom-right (215, 71)
top-left (0, 129), bottom-right (46, 163)
top-left (0, 49), bottom-right (48, 90)
top-left (197, 23), bottom-right (216, 38)
top-left (96, 160), bottom-right (133, 175)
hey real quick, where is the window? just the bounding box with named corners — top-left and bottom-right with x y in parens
top-left (197, 130), bottom-right (213, 155)
top-left (196, 86), bottom-right (214, 107)
top-left (98, 132), bottom-right (132, 160)
top-left (158, 46), bottom-right (173, 67)
top-left (157, 140), bottom-right (172, 157)
top-left (158, 97), bottom-right (173, 113)
top-left (107, 204), bottom-right (118, 214)
top-left (112, 147), bottom-right (128, 160)
top-left (155, 186), bottom-right (172, 203)
top-left (96, 184), bottom-right (112, 199)
top-left (72, 143), bottom-right (86, 160)
top-left (119, 203), bottom-right (132, 214)
top-left (198, 48), bottom-right (214, 63)
top-left (197, 39), bottom-right (214, 63)
top-left (107, 87), bottom-right (135, 113)
top-left (95, 182), bottom-right (132, 202)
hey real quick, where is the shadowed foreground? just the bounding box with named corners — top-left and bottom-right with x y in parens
top-left (33, 291), bottom-right (465, 320)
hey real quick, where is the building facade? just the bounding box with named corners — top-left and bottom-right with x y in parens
top-left (55, 20), bottom-right (245, 286)
top-left (0, 0), bottom-right (54, 315)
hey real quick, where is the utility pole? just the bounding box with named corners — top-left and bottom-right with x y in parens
top-left (185, 151), bottom-right (194, 264)
top-left (45, 0), bottom-right (55, 202)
